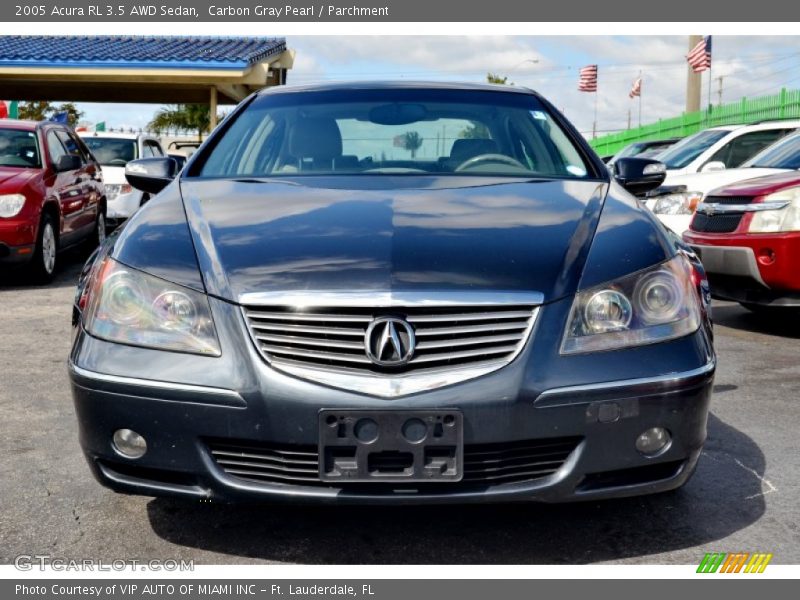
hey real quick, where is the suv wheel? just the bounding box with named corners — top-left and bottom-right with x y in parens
top-left (31, 213), bottom-right (58, 284)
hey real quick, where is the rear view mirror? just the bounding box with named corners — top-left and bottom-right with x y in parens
top-left (125, 157), bottom-right (178, 195)
top-left (368, 103), bottom-right (428, 125)
top-left (701, 161), bottom-right (726, 173)
top-left (613, 157), bottom-right (667, 197)
top-left (55, 154), bottom-right (81, 173)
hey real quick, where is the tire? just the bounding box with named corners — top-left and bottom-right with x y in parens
top-left (94, 211), bottom-right (107, 248)
top-left (30, 213), bottom-right (58, 284)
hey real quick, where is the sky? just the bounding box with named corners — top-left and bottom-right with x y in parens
top-left (73, 35), bottom-right (800, 139)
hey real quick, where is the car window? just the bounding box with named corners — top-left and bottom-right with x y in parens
top-left (707, 129), bottom-right (792, 168)
top-left (195, 89), bottom-right (592, 179)
top-left (55, 130), bottom-right (86, 164)
top-left (657, 129), bottom-right (730, 169)
top-left (0, 128), bottom-right (41, 168)
top-left (744, 132), bottom-right (800, 169)
top-left (46, 130), bottom-right (68, 165)
top-left (141, 143), bottom-right (155, 158)
top-left (83, 137), bottom-right (137, 166)
top-left (146, 140), bottom-right (164, 157)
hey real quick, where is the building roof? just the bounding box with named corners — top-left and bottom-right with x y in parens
top-left (0, 36), bottom-right (287, 70)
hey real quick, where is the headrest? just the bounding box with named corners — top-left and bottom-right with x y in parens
top-left (449, 138), bottom-right (499, 162)
top-left (289, 117), bottom-right (343, 160)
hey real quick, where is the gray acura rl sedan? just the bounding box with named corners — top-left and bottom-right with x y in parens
top-left (69, 82), bottom-right (715, 503)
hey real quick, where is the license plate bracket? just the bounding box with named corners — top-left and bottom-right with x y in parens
top-left (318, 409), bottom-right (463, 483)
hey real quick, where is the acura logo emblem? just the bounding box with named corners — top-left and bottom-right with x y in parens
top-left (365, 317), bottom-right (415, 366)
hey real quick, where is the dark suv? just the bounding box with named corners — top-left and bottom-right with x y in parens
top-left (0, 120), bottom-right (106, 282)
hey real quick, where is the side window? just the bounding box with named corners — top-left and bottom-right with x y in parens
top-left (55, 130), bottom-right (86, 164)
top-left (46, 131), bottom-right (67, 166)
top-left (147, 141), bottom-right (164, 157)
top-left (708, 130), bottom-right (790, 168)
top-left (141, 142), bottom-right (155, 158)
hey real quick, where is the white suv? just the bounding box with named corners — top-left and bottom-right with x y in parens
top-left (79, 132), bottom-right (166, 223)
top-left (647, 120), bottom-right (800, 233)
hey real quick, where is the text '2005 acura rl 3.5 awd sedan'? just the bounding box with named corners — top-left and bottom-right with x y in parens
top-left (69, 82), bottom-right (715, 504)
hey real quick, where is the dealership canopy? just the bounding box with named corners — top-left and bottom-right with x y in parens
top-left (0, 35), bottom-right (294, 127)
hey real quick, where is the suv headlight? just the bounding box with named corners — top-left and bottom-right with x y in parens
top-left (561, 255), bottom-right (702, 354)
top-left (83, 258), bottom-right (220, 356)
top-left (652, 191), bottom-right (703, 215)
top-left (748, 187), bottom-right (800, 233)
top-left (0, 193), bottom-right (26, 218)
top-left (105, 184), bottom-right (133, 201)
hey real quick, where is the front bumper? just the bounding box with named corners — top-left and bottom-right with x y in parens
top-left (0, 219), bottom-right (36, 265)
top-left (685, 232), bottom-right (800, 306)
top-left (106, 191), bottom-right (143, 220)
top-left (69, 293), bottom-right (715, 504)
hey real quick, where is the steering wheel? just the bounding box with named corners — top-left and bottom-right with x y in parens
top-left (455, 153), bottom-right (528, 172)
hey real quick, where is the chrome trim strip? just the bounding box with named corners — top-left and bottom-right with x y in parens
top-left (69, 363), bottom-right (244, 402)
top-left (534, 360), bottom-right (715, 407)
top-left (238, 290), bottom-right (545, 307)
top-left (696, 200), bottom-right (789, 215)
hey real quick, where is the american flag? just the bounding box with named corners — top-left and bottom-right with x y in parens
top-left (578, 65), bottom-right (598, 92)
top-left (687, 36), bottom-right (712, 73)
top-left (629, 77), bottom-right (642, 99)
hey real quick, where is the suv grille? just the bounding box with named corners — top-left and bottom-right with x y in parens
top-left (242, 303), bottom-right (538, 395)
top-left (703, 195), bottom-right (754, 205)
top-left (208, 437), bottom-right (581, 491)
top-left (690, 212), bottom-right (744, 233)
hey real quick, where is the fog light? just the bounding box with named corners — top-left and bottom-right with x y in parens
top-left (635, 427), bottom-right (670, 456)
top-left (112, 429), bottom-right (147, 459)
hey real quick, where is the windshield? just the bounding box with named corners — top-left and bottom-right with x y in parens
top-left (194, 89), bottom-right (592, 179)
top-left (0, 128), bottom-right (41, 168)
top-left (82, 137), bottom-right (137, 166)
top-left (744, 133), bottom-right (800, 169)
top-left (657, 129), bottom-right (729, 169)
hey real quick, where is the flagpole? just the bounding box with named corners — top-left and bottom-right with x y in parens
top-left (593, 91), bottom-right (598, 139)
top-left (638, 71), bottom-right (642, 128)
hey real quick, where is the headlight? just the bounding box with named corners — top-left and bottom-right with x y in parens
top-left (83, 258), bottom-right (220, 355)
top-left (561, 255), bottom-right (701, 354)
top-left (748, 187), bottom-right (800, 233)
top-left (0, 193), bottom-right (26, 218)
top-left (652, 192), bottom-right (703, 215)
top-left (105, 184), bottom-right (133, 201)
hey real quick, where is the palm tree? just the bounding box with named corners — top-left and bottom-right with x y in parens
top-left (148, 104), bottom-right (211, 141)
top-left (400, 131), bottom-right (424, 158)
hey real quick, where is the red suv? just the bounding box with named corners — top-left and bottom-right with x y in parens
top-left (0, 120), bottom-right (106, 282)
top-left (683, 170), bottom-right (800, 312)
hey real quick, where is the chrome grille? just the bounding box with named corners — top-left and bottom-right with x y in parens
top-left (244, 306), bottom-right (535, 370)
top-left (241, 297), bottom-right (539, 397)
top-left (208, 437), bottom-right (581, 491)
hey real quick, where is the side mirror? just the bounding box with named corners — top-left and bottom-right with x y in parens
top-left (125, 157), bottom-right (178, 195)
top-left (55, 154), bottom-right (81, 173)
top-left (613, 157), bottom-right (667, 196)
top-left (701, 161), bottom-right (726, 173)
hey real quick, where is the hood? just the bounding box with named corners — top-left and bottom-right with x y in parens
top-left (0, 167), bottom-right (39, 190)
top-left (179, 176), bottom-right (608, 303)
top-left (98, 165), bottom-right (126, 184)
top-left (707, 169), bottom-right (800, 198)
top-left (661, 167), bottom-right (785, 193)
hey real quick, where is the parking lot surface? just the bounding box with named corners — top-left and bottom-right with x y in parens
top-left (1, 253), bottom-right (798, 565)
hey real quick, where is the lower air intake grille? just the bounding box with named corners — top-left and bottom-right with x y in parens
top-left (208, 437), bottom-right (581, 491)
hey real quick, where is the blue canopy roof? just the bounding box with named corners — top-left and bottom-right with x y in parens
top-left (0, 36), bottom-right (287, 70)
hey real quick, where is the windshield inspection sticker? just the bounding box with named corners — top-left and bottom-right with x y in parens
top-left (531, 111), bottom-right (548, 120)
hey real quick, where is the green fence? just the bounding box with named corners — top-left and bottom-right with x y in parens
top-left (589, 88), bottom-right (800, 156)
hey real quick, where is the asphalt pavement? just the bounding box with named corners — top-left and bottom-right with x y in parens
top-left (1, 251), bottom-right (798, 565)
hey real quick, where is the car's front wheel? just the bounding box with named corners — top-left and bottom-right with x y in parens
top-left (31, 213), bottom-right (58, 284)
